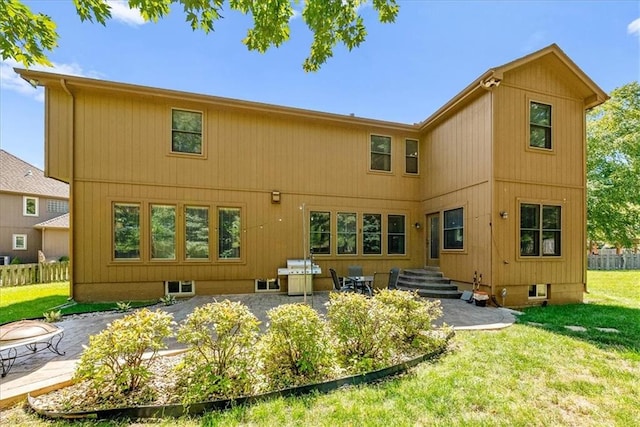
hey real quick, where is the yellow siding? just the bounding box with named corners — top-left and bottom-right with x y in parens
top-left (69, 91), bottom-right (423, 301)
top-left (491, 62), bottom-right (588, 306)
top-left (45, 88), bottom-right (72, 183)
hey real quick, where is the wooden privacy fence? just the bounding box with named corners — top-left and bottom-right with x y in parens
top-left (588, 254), bottom-right (640, 270)
top-left (0, 261), bottom-right (70, 287)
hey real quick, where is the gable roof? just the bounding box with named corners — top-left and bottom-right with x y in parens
top-left (33, 213), bottom-right (70, 229)
top-left (13, 44), bottom-right (608, 137)
top-left (0, 150), bottom-right (69, 198)
top-left (419, 44), bottom-right (609, 131)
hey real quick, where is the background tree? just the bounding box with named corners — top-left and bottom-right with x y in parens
top-left (586, 81), bottom-right (640, 251)
top-left (0, 0), bottom-right (399, 71)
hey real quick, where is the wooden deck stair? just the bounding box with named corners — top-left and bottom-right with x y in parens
top-left (396, 267), bottom-right (462, 299)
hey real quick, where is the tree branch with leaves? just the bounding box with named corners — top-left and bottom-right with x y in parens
top-left (0, 0), bottom-right (399, 71)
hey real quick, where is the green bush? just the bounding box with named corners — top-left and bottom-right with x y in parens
top-left (74, 309), bottom-right (174, 400)
top-left (326, 292), bottom-right (400, 373)
top-left (258, 303), bottom-right (336, 390)
top-left (58, 255), bottom-right (70, 262)
top-left (175, 300), bottom-right (261, 402)
top-left (10, 257), bottom-right (20, 265)
top-left (43, 309), bottom-right (62, 323)
top-left (374, 289), bottom-right (443, 351)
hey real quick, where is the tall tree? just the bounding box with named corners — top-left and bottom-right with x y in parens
top-left (0, 0), bottom-right (399, 71)
top-left (586, 81), bottom-right (640, 250)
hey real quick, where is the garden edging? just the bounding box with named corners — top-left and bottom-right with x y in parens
top-left (28, 332), bottom-right (453, 420)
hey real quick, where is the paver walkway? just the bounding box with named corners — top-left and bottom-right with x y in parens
top-left (0, 292), bottom-right (516, 408)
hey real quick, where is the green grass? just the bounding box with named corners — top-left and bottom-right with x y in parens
top-left (0, 282), bottom-right (155, 324)
top-left (2, 271), bottom-right (639, 426)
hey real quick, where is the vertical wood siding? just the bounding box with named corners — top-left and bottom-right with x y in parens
top-left (68, 91), bottom-right (423, 300)
top-left (421, 93), bottom-right (493, 286)
top-left (491, 63), bottom-right (588, 305)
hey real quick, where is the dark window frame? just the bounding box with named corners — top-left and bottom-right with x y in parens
top-left (529, 101), bottom-right (552, 150)
top-left (443, 208), bottom-right (464, 250)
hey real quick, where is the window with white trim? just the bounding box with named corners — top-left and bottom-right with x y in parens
top-left (12, 234), bottom-right (27, 250)
top-left (520, 203), bottom-right (561, 257)
top-left (171, 109), bottom-right (203, 155)
top-left (23, 196), bottom-right (38, 216)
top-left (165, 280), bottom-right (195, 296)
top-left (370, 135), bottom-right (391, 172)
top-left (47, 199), bottom-right (69, 213)
top-left (528, 284), bottom-right (548, 299)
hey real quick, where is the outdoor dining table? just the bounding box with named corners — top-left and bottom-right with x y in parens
top-left (347, 276), bottom-right (374, 295)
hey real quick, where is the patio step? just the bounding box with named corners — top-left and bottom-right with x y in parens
top-left (397, 268), bottom-right (462, 299)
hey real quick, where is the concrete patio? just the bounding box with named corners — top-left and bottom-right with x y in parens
top-left (0, 292), bottom-right (517, 408)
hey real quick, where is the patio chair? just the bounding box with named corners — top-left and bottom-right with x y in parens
top-left (330, 268), bottom-right (354, 292)
top-left (387, 267), bottom-right (400, 290)
top-left (348, 265), bottom-right (363, 277)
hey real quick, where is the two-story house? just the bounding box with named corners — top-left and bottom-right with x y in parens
top-left (0, 150), bottom-right (70, 263)
top-left (14, 44), bottom-right (607, 306)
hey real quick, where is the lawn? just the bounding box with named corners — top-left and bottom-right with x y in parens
top-left (0, 282), bottom-right (154, 324)
top-left (2, 271), bottom-right (639, 426)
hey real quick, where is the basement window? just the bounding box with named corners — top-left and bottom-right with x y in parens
top-left (255, 278), bottom-right (280, 292)
top-left (165, 280), bottom-right (195, 296)
top-left (528, 283), bottom-right (548, 299)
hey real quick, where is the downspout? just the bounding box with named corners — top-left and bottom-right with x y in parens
top-left (60, 79), bottom-right (75, 300)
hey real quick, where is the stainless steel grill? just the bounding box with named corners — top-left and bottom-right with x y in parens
top-left (278, 259), bottom-right (321, 295)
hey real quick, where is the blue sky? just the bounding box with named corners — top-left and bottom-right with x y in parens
top-left (1, 0), bottom-right (638, 169)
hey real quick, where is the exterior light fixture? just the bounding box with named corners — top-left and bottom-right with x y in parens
top-left (271, 191), bottom-right (281, 204)
top-left (500, 211), bottom-right (508, 219)
top-left (414, 222), bottom-right (421, 229)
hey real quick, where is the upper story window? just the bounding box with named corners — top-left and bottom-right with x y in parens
top-left (529, 102), bottom-right (552, 150)
top-left (23, 196), bottom-right (38, 216)
top-left (405, 139), bottom-right (418, 174)
top-left (113, 203), bottom-right (140, 260)
top-left (47, 199), bottom-right (69, 213)
top-left (370, 135), bottom-right (391, 172)
top-left (520, 203), bottom-right (561, 257)
top-left (310, 211), bottom-right (331, 255)
top-left (443, 208), bottom-right (464, 250)
top-left (172, 109), bottom-right (203, 155)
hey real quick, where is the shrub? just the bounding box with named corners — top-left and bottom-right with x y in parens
top-left (10, 257), bottom-right (20, 265)
top-left (74, 309), bottom-right (174, 400)
top-left (159, 294), bottom-right (176, 306)
top-left (326, 292), bottom-right (400, 373)
top-left (116, 301), bottom-right (131, 312)
top-left (374, 289), bottom-right (443, 351)
top-left (175, 300), bottom-right (261, 402)
top-left (258, 303), bottom-right (336, 390)
top-left (43, 310), bottom-right (62, 322)
top-left (58, 255), bottom-right (70, 262)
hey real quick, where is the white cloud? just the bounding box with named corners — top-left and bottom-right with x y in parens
top-left (107, 1), bottom-right (147, 26)
top-left (628, 17), bottom-right (640, 36)
top-left (0, 58), bottom-right (102, 102)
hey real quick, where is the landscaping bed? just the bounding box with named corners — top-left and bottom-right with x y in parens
top-left (26, 290), bottom-right (452, 420)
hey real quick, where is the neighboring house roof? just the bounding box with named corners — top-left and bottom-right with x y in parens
top-left (33, 213), bottom-right (70, 229)
top-left (0, 150), bottom-right (69, 198)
